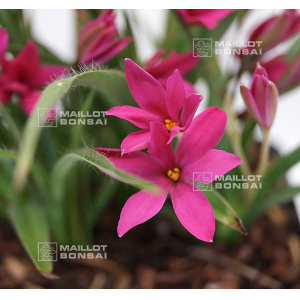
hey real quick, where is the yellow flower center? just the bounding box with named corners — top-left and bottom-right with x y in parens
top-left (165, 119), bottom-right (179, 132)
top-left (167, 167), bottom-right (181, 182)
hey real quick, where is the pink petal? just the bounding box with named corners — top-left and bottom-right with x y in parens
top-left (148, 122), bottom-right (176, 170)
top-left (94, 148), bottom-right (165, 182)
top-left (171, 180), bottom-right (215, 242)
top-left (166, 69), bottom-right (186, 122)
top-left (167, 125), bottom-right (182, 144)
top-left (82, 37), bottom-right (131, 64)
top-left (125, 58), bottom-right (168, 118)
top-left (181, 149), bottom-right (242, 182)
top-left (253, 65), bottom-right (269, 79)
top-left (117, 178), bottom-right (172, 237)
top-left (250, 74), bottom-right (269, 124)
top-left (0, 28), bottom-right (8, 65)
top-left (121, 130), bottom-right (151, 154)
top-left (79, 9), bottom-right (114, 42)
top-left (176, 9), bottom-right (236, 29)
top-left (146, 50), bottom-right (199, 79)
top-left (176, 107), bottom-right (227, 167)
top-left (179, 93), bottom-right (203, 128)
top-left (106, 105), bottom-right (163, 129)
top-left (37, 65), bottom-right (68, 86)
top-left (264, 81), bottom-right (278, 129)
top-left (240, 83), bottom-right (263, 125)
top-left (15, 41), bottom-right (40, 77)
top-left (183, 80), bottom-right (197, 96)
top-left (19, 90), bottom-right (41, 115)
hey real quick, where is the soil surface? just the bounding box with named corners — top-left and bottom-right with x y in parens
top-left (0, 201), bottom-right (300, 289)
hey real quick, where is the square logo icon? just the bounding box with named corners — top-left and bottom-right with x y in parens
top-left (193, 172), bottom-right (212, 191)
top-left (38, 108), bottom-right (57, 127)
top-left (193, 38), bottom-right (212, 57)
top-left (38, 242), bottom-right (58, 261)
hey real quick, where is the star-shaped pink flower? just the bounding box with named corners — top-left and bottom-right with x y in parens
top-left (0, 39), bottom-right (67, 114)
top-left (106, 58), bottom-right (203, 153)
top-left (95, 107), bottom-right (242, 242)
top-left (77, 9), bottom-right (131, 64)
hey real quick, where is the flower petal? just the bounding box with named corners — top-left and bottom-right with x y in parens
top-left (118, 178), bottom-right (172, 237)
top-left (181, 149), bottom-right (242, 182)
top-left (19, 90), bottom-right (41, 115)
top-left (121, 130), bottom-right (151, 154)
top-left (176, 107), bottom-right (227, 167)
top-left (106, 105), bottom-right (163, 129)
top-left (179, 93), bottom-right (203, 127)
top-left (37, 65), bottom-right (68, 86)
top-left (250, 74), bottom-right (269, 125)
top-left (240, 83), bottom-right (263, 125)
top-left (171, 180), bottom-right (215, 242)
top-left (167, 125), bottom-right (182, 144)
top-left (0, 28), bottom-right (8, 65)
top-left (148, 122), bottom-right (176, 170)
top-left (166, 69), bottom-right (186, 121)
top-left (94, 147), bottom-right (165, 182)
top-left (125, 58), bottom-right (168, 118)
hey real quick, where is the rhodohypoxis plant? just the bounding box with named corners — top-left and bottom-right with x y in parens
top-left (107, 58), bottom-right (203, 153)
top-left (1, 9), bottom-right (300, 276)
top-left (240, 64), bottom-right (278, 176)
top-left (95, 108), bottom-right (242, 241)
top-left (0, 35), bottom-right (67, 114)
top-left (77, 9), bottom-right (131, 64)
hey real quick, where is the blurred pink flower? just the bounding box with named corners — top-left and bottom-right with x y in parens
top-left (0, 28), bottom-right (8, 65)
top-left (95, 108), bottom-right (242, 241)
top-left (145, 49), bottom-right (199, 95)
top-left (106, 58), bottom-right (203, 153)
top-left (77, 9), bottom-right (131, 64)
top-left (240, 65), bottom-right (278, 129)
top-left (0, 39), bottom-right (67, 115)
top-left (246, 10), bottom-right (300, 53)
top-left (176, 9), bottom-right (236, 29)
top-left (261, 54), bottom-right (300, 93)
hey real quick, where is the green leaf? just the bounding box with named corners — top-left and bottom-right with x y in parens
top-left (8, 201), bottom-right (53, 274)
top-left (246, 186), bottom-right (300, 223)
top-left (256, 145), bottom-right (300, 200)
top-left (193, 182), bottom-right (247, 235)
top-left (12, 69), bottom-right (133, 191)
top-left (52, 148), bottom-right (160, 194)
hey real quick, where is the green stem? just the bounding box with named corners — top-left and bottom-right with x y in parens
top-left (0, 101), bottom-right (21, 144)
top-left (256, 128), bottom-right (270, 177)
top-left (224, 95), bottom-right (252, 178)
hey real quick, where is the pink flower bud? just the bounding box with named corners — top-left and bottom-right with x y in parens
top-left (240, 65), bottom-right (278, 129)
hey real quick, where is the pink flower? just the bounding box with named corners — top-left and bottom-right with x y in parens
top-left (77, 9), bottom-right (131, 64)
top-left (106, 58), bottom-right (203, 153)
top-left (144, 49), bottom-right (199, 95)
top-left (240, 65), bottom-right (278, 129)
top-left (261, 54), bottom-right (300, 93)
top-left (176, 9), bottom-right (236, 29)
top-left (246, 10), bottom-right (300, 53)
top-left (0, 39), bottom-right (67, 115)
top-left (0, 28), bottom-right (8, 65)
top-left (94, 107), bottom-right (242, 241)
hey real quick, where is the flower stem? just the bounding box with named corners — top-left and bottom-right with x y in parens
top-left (256, 128), bottom-right (270, 177)
top-left (224, 94), bottom-right (252, 178)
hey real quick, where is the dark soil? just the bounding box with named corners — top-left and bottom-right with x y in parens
top-left (0, 201), bottom-right (300, 289)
